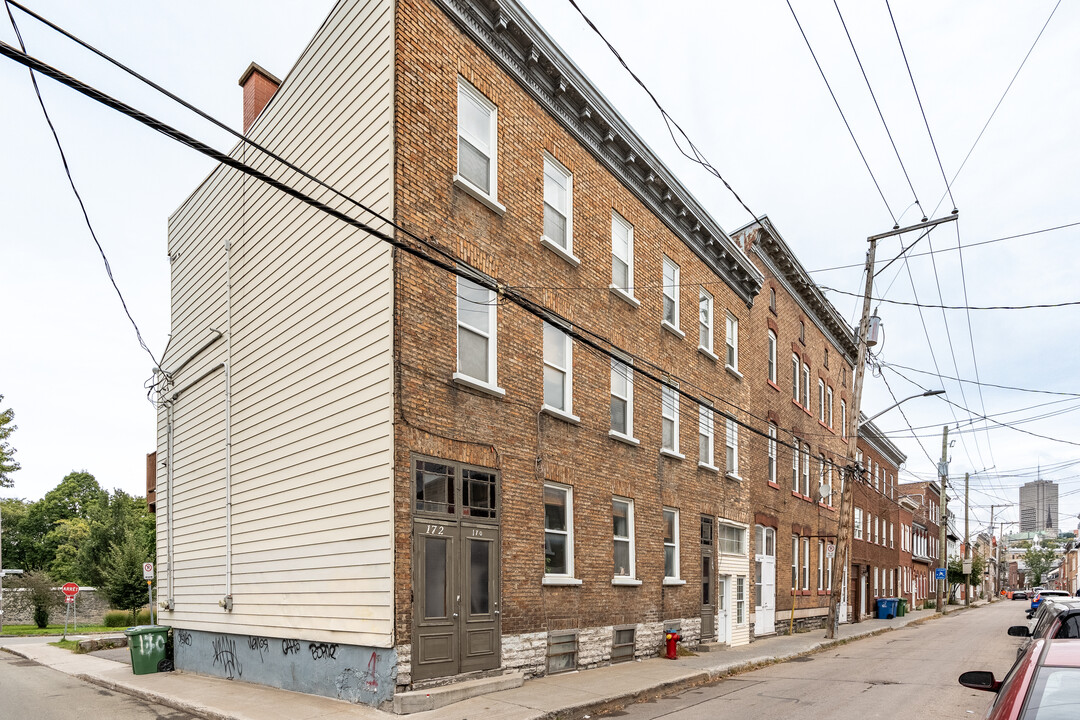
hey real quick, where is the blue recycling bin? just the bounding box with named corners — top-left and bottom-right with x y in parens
top-left (876, 598), bottom-right (898, 619)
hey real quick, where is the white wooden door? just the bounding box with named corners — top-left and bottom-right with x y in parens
top-left (716, 575), bottom-right (730, 643)
top-left (755, 525), bottom-right (776, 635)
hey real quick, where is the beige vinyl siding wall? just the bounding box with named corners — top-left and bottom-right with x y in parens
top-left (157, 0), bottom-right (395, 646)
top-left (718, 539), bottom-right (751, 647)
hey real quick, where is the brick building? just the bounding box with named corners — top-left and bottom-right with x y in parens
top-left (898, 494), bottom-right (917, 608)
top-left (851, 419), bottom-right (906, 620)
top-left (902, 480), bottom-right (943, 609)
top-left (731, 218), bottom-right (856, 635)
top-left (154, 0), bottom-right (787, 706)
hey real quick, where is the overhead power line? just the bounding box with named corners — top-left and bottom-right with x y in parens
top-left (820, 286), bottom-right (1080, 311)
top-left (880, 360), bottom-right (1080, 398)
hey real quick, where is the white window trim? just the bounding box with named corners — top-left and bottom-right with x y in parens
top-left (540, 152), bottom-right (576, 263)
top-left (841, 400), bottom-right (847, 438)
top-left (454, 275), bottom-right (504, 397)
top-left (610, 211), bottom-right (637, 305)
top-left (791, 535), bottom-right (799, 590)
top-left (736, 576), bottom-right (747, 625)
top-left (725, 313), bottom-right (739, 373)
top-left (610, 356), bottom-right (636, 442)
top-left (801, 537), bottom-right (810, 591)
top-left (725, 418), bottom-right (739, 479)
top-left (698, 404), bottom-right (715, 470)
top-left (661, 382), bottom-right (680, 455)
top-left (662, 256), bottom-right (681, 333)
top-left (663, 507), bottom-right (681, 582)
top-left (699, 288), bottom-right (714, 355)
top-left (803, 363), bottom-right (811, 410)
top-left (826, 386), bottom-right (834, 427)
top-left (612, 497), bottom-right (638, 583)
top-left (768, 330), bottom-right (777, 384)
top-left (854, 508), bottom-right (864, 540)
top-left (767, 424), bottom-right (777, 484)
top-left (792, 354), bottom-right (800, 402)
top-left (801, 445), bottom-right (810, 497)
top-left (818, 379), bottom-right (826, 422)
top-left (791, 437), bottom-right (800, 493)
top-left (543, 482), bottom-right (578, 583)
top-left (455, 78), bottom-right (504, 215)
top-left (542, 322), bottom-right (577, 422)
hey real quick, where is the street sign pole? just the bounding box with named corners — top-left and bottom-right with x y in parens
top-left (143, 563), bottom-right (155, 625)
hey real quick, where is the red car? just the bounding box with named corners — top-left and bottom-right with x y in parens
top-left (960, 637), bottom-right (1080, 719)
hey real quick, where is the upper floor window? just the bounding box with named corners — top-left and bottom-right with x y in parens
top-left (824, 348), bottom-right (830, 369)
top-left (699, 288), bottom-right (714, 354)
top-left (767, 330), bottom-right (777, 384)
top-left (613, 497), bottom-right (637, 580)
top-left (661, 382), bottom-right (680, 454)
top-left (817, 379), bottom-right (826, 422)
top-left (542, 153), bottom-right (574, 260)
top-left (854, 508), bottom-right (864, 539)
top-left (769, 287), bottom-right (777, 313)
top-left (725, 418), bottom-right (739, 477)
top-left (698, 404), bottom-right (715, 469)
top-left (799, 320), bottom-right (806, 344)
top-left (457, 78), bottom-right (498, 200)
top-left (803, 363), bottom-right (811, 409)
top-left (725, 314), bottom-right (739, 371)
top-left (767, 424), bottom-right (777, 484)
top-left (791, 437), bottom-right (800, 493)
top-left (543, 322), bottom-right (574, 417)
top-left (663, 508), bottom-right (680, 580)
top-left (611, 211), bottom-right (635, 303)
top-left (610, 357), bottom-right (634, 439)
top-left (456, 275), bottom-right (499, 391)
top-left (841, 399), bottom-right (848, 437)
top-left (826, 387), bottom-right (834, 427)
top-left (662, 257), bottom-right (680, 331)
top-left (801, 444), bottom-right (811, 496)
top-left (791, 354), bottom-right (800, 402)
top-left (718, 523), bottom-right (745, 554)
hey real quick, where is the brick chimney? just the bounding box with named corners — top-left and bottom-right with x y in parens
top-left (238, 62), bottom-right (281, 133)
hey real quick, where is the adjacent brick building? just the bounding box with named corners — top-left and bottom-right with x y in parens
top-left (902, 480), bottom-right (943, 608)
top-left (852, 419), bottom-right (905, 620)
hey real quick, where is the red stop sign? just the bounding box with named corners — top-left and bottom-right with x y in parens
top-left (61, 582), bottom-right (79, 597)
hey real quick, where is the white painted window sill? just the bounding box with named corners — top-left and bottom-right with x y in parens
top-left (698, 346), bottom-right (719, 362)
top-left (540, 236), bottom-right (580, 266)
top-left (698, 462), bottom-right (720, 473)
top-left (663, 578), bottom-right (687, 586)
top-left (659, 448), bottom-right (686, 461)
top-left (542, 404), bottom-right (581, 425)
top-left (543, 576), bottom-right (583, 586)
top-left (609, 430), bottom-right (640, 446)
top-left (725, 364), bottom-right (743, 380)
top-left (609, 284), bottom-right (641, 308)
top-left (661, 320), bottom-right (685, 339)
top-left (453, 175), bottom-right (506, 216)
top-left (452, 372), bottom-right (506, 398)
top-left (612, 577), bottom-right (642, 587)
top-left (725, 472), bottom-right (744, 482)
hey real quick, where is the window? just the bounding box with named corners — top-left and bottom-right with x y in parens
top-left (698, 404), bottom-right (714, 468)
top-left (818, 379), bottom-right (825, 422)
top-left (767, 424), bottom-right (777, 485)
top-left (854, 508), bottom-right (863, 539)
top-left (874, 516), bottom-right (880, 545)
top-left (840, 400), bottom-right (847, 437)
top-left (890, 523), bottom-right (894, 549)
top-left (662, 256), bottom-right (680, 330)
top-left (767, 330), bottom-right (777, 383)
top-left (817, 540), bottom-right (826, 591)
top-left (698, 288), bottom-right (714, 353)
top-left (544, 483), bottom-right (574, 579)
top-left (661, 383), bottom-right (680, 454)
top-left (611, 211), bottom-right (634, 301)
top-left (456, 78), bottom-right (497, 200)
top-left (817, 455), bottom-right (825, 503)
top-left (791, 354), bottom-right (800, 402)
top-left (725, 314), bottom-right (739, 370)
top-left (610, 357), bottom-right (634, 438)
top-left (791, 438), bottom-right (800, 493)
top-left (802, 444), bottom-right (811, 497)
top-left (824, 348), bottom-right (830, 369)
top-left (801, 537), bottom-right (810, 591)
top-left (769, 287), bottom-right (777, 313)
top-left (823, 460), bottom-right (832, 505)
top-left (542, 153), bottom-right (573, 255)
top-left (736, 577), bottom-right (746, 624)
top-left (826, 387), bottom-right (833, 427)
top-left (803, 363), bottom-right (811, 409)
top-left (611, 626), bottom-right (635, 663)
top-left (456, 275), bottom-right (499, 390)
top-left (799, 320), bottom-right (805, 343)
top-left (612, 498), bottom-right (636, 580)
top-left (826, 545), bottom-right (833, 591)
top-left (663, 508), bottom-right (679, 580)
top-left (725, 418), bottom-right (739, 477)
top-left (791, 535), bottom-right (799, 590)
top-left (543, 322), bottom-right (574, 416)
top-left (718, 524), bottom-right (745, 555)
top-left (874, 567), bottom-right (879, 597)
top-left (547, 632), bottom-right (577, 674)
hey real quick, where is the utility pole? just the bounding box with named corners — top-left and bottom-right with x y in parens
top-left (937, 425), bottom-right (949, 614)
top-left (964, 472), bottom-right (970, 607)
top-left (989, 504), bottom-right (996, 599)
top-left (825, 214), bottom-right (957, 639)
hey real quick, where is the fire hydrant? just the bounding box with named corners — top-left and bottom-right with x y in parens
top-left (665, 631), bottom-right (682, 659)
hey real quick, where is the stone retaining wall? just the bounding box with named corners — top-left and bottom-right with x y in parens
top-left (1, 587), bottom-right (116, 625)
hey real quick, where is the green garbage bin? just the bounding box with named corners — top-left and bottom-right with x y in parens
top-left (125, 625), bottom-right (170, 675)
top-left (898, 598), bottom-right (908, 617)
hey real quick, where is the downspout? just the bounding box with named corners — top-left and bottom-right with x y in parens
top-left (221, 188), bottom-right (235, 611)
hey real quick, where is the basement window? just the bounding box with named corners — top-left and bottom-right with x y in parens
top-left (611, 626), bottom-right (635, 663)
top-left (547, 632), bottom-right (578, 674)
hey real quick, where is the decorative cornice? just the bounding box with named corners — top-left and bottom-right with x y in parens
top-left (734, 216), bottom-right (859, 362)
top-left (858, 415), bottom-right (908, 467)
top-left (433, 0), bottom-right (763, 306)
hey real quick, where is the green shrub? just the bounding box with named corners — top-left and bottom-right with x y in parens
top-left (136, 609), bottom-right (152, 624)
top-left (33, 606), bottom-right (50, 629)
top-left (103, 610), bottom-right (130, 627)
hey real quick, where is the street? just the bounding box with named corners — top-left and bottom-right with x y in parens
top-left (0, 648), bottom-right (197, 720)
top-left (599, 601), bottom-right (1022, 720)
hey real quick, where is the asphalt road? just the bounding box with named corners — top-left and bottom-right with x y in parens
top-left (0, 650), bottom-right (197, 719)
top-left (599, 600), bottom-right (1026, 720)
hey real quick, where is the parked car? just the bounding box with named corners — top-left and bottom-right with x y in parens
top-left (1029, 590), bottom-right (1071, 617)
top-left (1011, 589), bottom-right (1028, 601)
top-left (960, 637), bottom-right (1080, 719)
top-left (1009, 598), bottom-right (1080, 659)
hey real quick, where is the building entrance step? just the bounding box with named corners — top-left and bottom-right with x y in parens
top-left (695, 641), bottom-right (729, 652)
top-left (393, 671), bottom-right (524, 714)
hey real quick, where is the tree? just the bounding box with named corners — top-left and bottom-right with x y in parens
top-left (76, 489), bottom-right (154, 587)
top-left (5, 572), bottom-right (62, 628)
top-left (0, 395), bottom-right (19, 488)
top-left (45, 517), bottom-right (91, 582)
top-left (101, 529), bottom-right (151, 622)
top-left (948, 554), bottom-right (986, 599)
top-left (19, 472), bottom-right (105, 573)
top-left (1024, 546), bottom-right (1057, 586)
top-left (0, 498), bottom-right (31, 571)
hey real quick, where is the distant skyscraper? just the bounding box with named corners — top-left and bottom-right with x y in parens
top-left (1019, 479), bottom-right (1058, 533)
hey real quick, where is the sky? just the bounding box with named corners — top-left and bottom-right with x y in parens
top-left (2, 0), bottom-right (1078, 538)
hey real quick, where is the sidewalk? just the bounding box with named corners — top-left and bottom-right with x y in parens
top-left (1, 600), bottom-right (991, 720)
